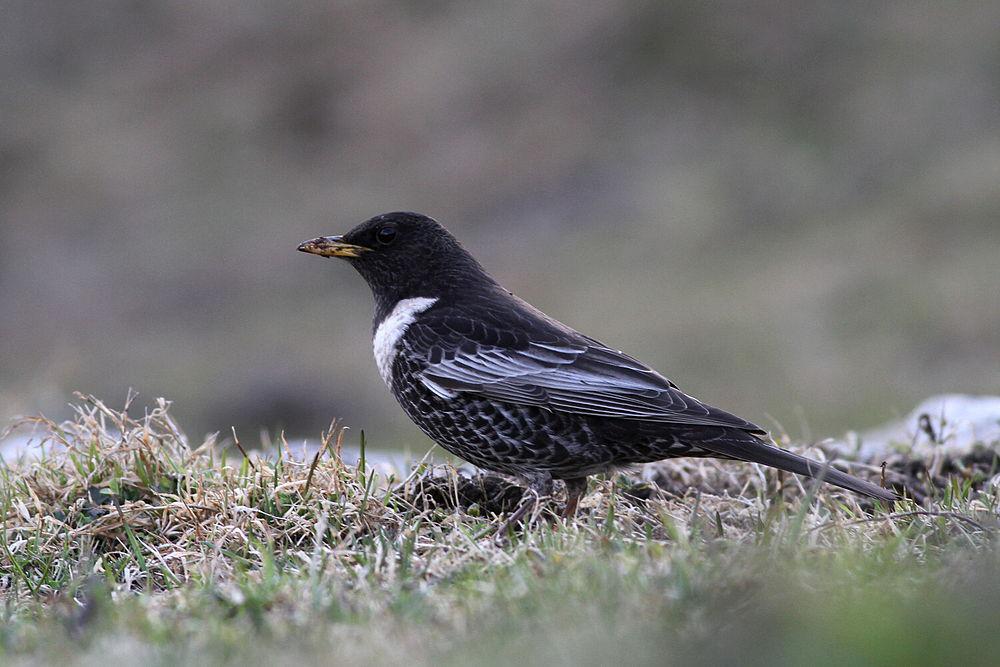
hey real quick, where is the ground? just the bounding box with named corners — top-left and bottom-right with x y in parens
top-left (1, 395), bottom-right (998, 666)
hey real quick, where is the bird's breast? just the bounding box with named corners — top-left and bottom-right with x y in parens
top-left (372, 297), bottom-right (438, 385)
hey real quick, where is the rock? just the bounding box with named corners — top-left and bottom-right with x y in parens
top-left (834, 394), bottom-right (1000, 460)
top-left (0, 435), bottom-right (32, 461)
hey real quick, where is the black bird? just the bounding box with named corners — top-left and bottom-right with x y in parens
top-left (298, 212), bottom-right (897, 520)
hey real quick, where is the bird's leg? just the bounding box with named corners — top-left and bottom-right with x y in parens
top-left (562, 477), bottom-right (588, 519)
top-left (496, 474), bottom-right (553, 537)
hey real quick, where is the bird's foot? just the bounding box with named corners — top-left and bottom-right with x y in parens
top-left (561, 477), bottom-right (588, 520)
top-left (493, 475), bottom-right (553, 542)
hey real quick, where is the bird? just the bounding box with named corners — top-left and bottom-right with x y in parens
top-left (298, 212), bottom-right (898, 523)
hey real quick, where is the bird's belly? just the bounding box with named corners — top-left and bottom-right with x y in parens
top-left (387, 362), bottom-right (695, 478)
top-left (391, 378), bottom-right (600, 475)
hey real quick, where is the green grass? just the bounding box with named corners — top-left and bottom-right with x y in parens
top-left (1, 395), bottom-right (998, 666)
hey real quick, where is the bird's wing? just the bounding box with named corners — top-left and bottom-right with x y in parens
top-left (409, 313), bottom-right (765, 433)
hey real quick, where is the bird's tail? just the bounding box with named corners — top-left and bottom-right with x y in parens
top-left (701, 430), bottom-right (899, 502)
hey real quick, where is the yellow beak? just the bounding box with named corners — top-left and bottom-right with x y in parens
top-left (297, 235), bottom-right (371, 258)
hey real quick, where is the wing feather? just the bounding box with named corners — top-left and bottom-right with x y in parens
top-left (417, 333), bottom-right (764, 433)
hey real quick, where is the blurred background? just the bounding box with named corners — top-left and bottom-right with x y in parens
top-left (2, 1), bottom-right (998, 452)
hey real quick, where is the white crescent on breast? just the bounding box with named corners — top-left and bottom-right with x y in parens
top-left (372, 297), bottom-right (438, 385)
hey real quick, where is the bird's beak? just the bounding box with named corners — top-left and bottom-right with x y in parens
top-left (297, 235), bottom-right (371, 258)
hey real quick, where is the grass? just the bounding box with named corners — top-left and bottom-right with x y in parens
top-left (1, 394), bottom-right (998, 666)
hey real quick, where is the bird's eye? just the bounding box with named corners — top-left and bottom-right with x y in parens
top-left (376, 225), bottom-right (397, 245)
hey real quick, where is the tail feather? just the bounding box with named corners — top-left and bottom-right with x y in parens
top-left (700, 432), bottom-right (899, 502)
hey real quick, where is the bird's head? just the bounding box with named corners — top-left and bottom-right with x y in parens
top-left (298, 212), bottom-right (494, 307)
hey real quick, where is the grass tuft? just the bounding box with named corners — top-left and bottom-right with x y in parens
top-left (1, 394), bottom-right (998, 665)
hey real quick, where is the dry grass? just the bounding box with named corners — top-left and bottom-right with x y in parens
top-left (1, 394), bottom-right (998, 665)
top-left (2, 399), bottom-right (371, 591)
